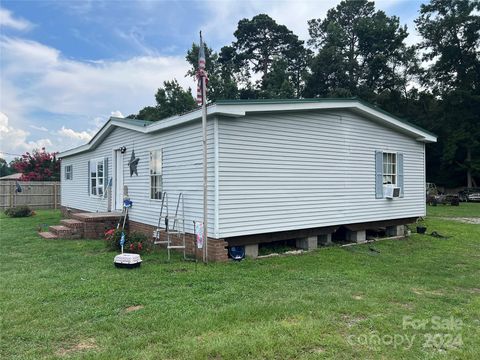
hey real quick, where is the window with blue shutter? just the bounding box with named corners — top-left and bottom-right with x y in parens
top-left (397, 152), bottom-right (404, 197)
top-left (87, 160), bottom-right (90, 194)
top-left (376, 151), bottom-right (404, 199)
top-left (103, 157), bottom-right (109, 198)
top-left (375, 151), bottom-right (383, 198)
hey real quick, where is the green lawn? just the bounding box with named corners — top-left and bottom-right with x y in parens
top-left (1, 205), bottom-right (479, 359)
top-left (425, 202), bottom-right (480, 218)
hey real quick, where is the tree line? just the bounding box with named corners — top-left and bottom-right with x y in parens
top-left (128, 0), bottom-right (479, 189)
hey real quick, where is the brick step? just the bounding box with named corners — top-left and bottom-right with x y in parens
top-left (60, 218), bottom-right (84, 228)
top-left (49, 225), bottom-right (81, 239)
top-left (49, 225), bottom-right (72, 235)
top-left (39, 231), bottom-right (58, 239)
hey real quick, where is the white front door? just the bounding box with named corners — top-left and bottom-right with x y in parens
top-left (114, 150), bottom-right (124, 210)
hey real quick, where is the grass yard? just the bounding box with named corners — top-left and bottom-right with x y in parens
top-left (1, 205), bottom-right (479, 359)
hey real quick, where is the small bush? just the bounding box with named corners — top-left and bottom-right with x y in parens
top-left (4, 206), bottom-right (34, 218)
top-left (104, 228), bottom-right (150, 254)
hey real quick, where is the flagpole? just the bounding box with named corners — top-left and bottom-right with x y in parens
top-left (200, 32), bottom-right (208, 264)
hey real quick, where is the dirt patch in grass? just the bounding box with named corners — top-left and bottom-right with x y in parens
top-left (352, 294), bottom-right (364, 300)
top-left (56, 338), bottom-right (97, 357)
top-left (280, 316), bottom-right (302, 326)
top-left (391, 301), bottom-right (415, 310)
top-left (342, 314), bottom-right (367, 328)
top-left (441, 217), bottom-right (480, 224)
top-left (455, 287), bottom-right (480, 294)
top-left (124, 305), bottom-right (144, 313)
top-left (411, 287), bottom-right (445, 296)
top-left (308, 346), bottom-right (325, 354)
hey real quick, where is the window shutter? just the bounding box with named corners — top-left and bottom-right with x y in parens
top-left (103, 157), bottom-right (108, 198)
top-left (87, 161), bottom-right (90, 195)
top-left (397, 152), bottom-right (404, 197)
top-left (71, 166), bottom-right (73, 180)
top-left (375, 151), bottom-right (383, 199)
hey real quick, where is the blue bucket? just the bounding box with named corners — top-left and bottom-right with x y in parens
top-left (228, 246), bottom-right (245, 260)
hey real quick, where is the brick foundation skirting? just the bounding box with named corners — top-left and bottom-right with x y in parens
top-left (129, 220), bottom-right (229, 262)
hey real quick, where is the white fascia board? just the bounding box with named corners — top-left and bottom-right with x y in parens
top-left (58, 119), bottom-right (113, 158)
top-left (111, 119), bottom-right (149, 133)
top-left (59, 118), bottom-right (148, 158)
top-left (216, 101), bottom-right (358, 115)
top-left (146, 105), bottom-right (218, 133)
top-left (58, 144), bottom-right (90, 158)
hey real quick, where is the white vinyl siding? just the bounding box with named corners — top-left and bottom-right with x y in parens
top-left (61, 122), bottom-right (215, 236)
top-left (216, 109), bottom-right (425, 238)
top-left (61, 108), bottom-right (426, 240)
top-left (150, 149), bottom-right (162, 200)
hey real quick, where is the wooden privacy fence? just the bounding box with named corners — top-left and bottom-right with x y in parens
top-left (0, 181), bottom-right (60, 210)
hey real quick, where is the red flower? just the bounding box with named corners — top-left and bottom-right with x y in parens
top-left (138, 242), bottom-right (143, 250)
top-left (129, 243), bottom-right (134, 250)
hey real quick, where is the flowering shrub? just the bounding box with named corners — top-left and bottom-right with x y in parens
top-left (11, 148), bottom-right (60, 181)
top-left (104, 228), bottom-right (149, 254)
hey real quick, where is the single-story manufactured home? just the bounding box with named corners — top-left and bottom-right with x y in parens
top-left (57, 98), bottom-right (436, 261)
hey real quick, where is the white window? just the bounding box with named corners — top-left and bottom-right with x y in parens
top-left (90, 158), bottom-right (105, 196)
top-left (65, 165), bottom-right (73, 180)
top-left (383, 152), bottom-right (397, 185)
top-left (150, 150), bottom-right (162, 200)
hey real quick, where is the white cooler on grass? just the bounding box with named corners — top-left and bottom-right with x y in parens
top-left (114, 253), bottom-right (142, 268)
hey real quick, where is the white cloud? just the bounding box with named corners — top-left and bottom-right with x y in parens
top-left (110, 110), bottom-right (124, 118)
top-left (0, 1), bottom-right (423, 161)
top-left (0, 36), bottom-right (191, 159)
top-left (29, 125), bottom-right (49, 132)
top-left (0, 112), bottom-right (52, 159)
top-left (201, 0), bottom-right (420, 46)
top-left (58, 126), bottom-right (94, 142)
top-left (0, 7), bottom-right (33, 31)
top-left (1, 37), bottom-right (191, 116)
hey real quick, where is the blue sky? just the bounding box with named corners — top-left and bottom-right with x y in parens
top-left (0, 0), bottom-right (425, 160)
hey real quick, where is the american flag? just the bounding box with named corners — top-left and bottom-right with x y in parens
top-left (196, 32), bottom-right (208, 106)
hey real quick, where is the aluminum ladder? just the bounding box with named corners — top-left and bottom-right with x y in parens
top-left (153, 192), bottom-right (186, 261)
top-left (153, 191), bottom-right (168, 244)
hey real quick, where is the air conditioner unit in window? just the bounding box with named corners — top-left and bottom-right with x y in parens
top-left (383, 184), bottom-right (401, 199)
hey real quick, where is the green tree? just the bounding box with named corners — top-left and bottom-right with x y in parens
top-left (260, 59), bottom-right (295, 99)
top-left (416, 0), bottom-right (480, 93)
top-left (134, 79), bottom-right (196, 121)
top-left (0, 158), bottom-right (15, 177)
top-left (284, 42), bottom-right (313, 97)
top-left (229, 14), bottom-right (308, 96)
top-left (416, 0), bottom-right (480, 187)
top-left (185, 42), bottom-right (238, 102)
top-left (233, 14), bottom-right (300, 80)
top-left (305, 0), bottom-right (413, 99)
